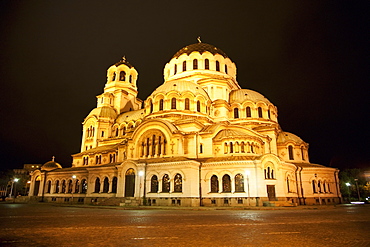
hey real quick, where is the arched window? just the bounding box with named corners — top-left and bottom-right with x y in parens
top-left (234, 108), bottom-right (239, 118)
top-left (94, 178), bottom-right (100, 193)
top-left (74, 179), bottom-right (80, 193)
top-left (162, 174), bottom-right (170, 192)
top-left (239, 142), bottom-right (244, 153)
top-left (312, 180), bottom-right (317, 193)
top-left (119, 71), bottom-right (126, 81)
top-left (182, 61), bottom-right (187, 72)
top-left (46, 180), bottom-right (51, 193)
top-left (81, 179), bottom-right (87, 194)
top-left (115, 128), bottom-right (119, 137)
top-left (318, 180), bottom-right (322, 193)
top-left (174, 64), bottom-right (177, 74)
top-left (229, 142), bottom-right (234, 153)
top-left (225, 64), bottom-right (228, 74)
top-left (210, 175), bottom-right (219, 193)
top-left (55, 180), bottom-right (60, 193)
top-left (246, 107), bottom-right (251, 117)
top-left (174, 174), bottom-right (182, 192)
top-left (185, 98), bottom-right (190, 110)
top-left (197, 100), bottom-right (201, 112)
top-left (288, 146), bottom-right (294, 160)
top-left (171, 98), bottom-right (176, 109)
top-left (287, 176), bottom-right (290, 192)
top-left (258, 107), bottom-right (263, 118)
top-left (268, 109), bottom-right (271, 119)
top-left (158, 99), bottom-right (164, 111)
top-left (216, 60), bottom-right (220, 71)
top-left (61, 180), bottom-right (66, 193)
top-left (111, 177), bottom-right (117, 193)
top-left (151, 175), bottom-right (158, 193)
top-left (103, 177), bottom-right (109, 193)
top-left (235, 174), bottom-right (244, 192)
top-left (149, 100), bottom-right (153, 113)
top-left (222, 174), bottom-right (231, 192)
top-left (205, 59), bottom-right (209, 70)
top-left (129, 75), bottom-right (132, 83)
top-left (301, 146), bottom-right (305, 160)
top-left (193, 59), bottom-right (198, 69)
top-left (112, 72), bottom-right (116, 81)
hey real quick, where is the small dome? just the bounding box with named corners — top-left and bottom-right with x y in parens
top-left (41, 159), bottom-right (62, 171)
top-left (277, 132), bottom-right (305, 145)
top-left (87, 106), bottom-right (117, 119)
top-left (229, 89), bottom-right (271, 104)
top-left (150, 80), bottom-right (210, 100)
top-left (173, 42), bottom-right (228, 58)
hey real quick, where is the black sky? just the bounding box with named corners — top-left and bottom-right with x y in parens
top-left (0, 1), bottom-right (369, 171)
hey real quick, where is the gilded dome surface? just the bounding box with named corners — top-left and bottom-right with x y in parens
top-left (229, 89), bottom-right (271, 104)
top-left (41, 161), bottom-right (62, 171)
top-left (277, 132), bottom-right (305, 145)
top-left (87, 106), bottom-right (117, 119)
top-left (150, 80), bottom-right (210, 100)
top-left (173, 42), bottom-right (228, 58)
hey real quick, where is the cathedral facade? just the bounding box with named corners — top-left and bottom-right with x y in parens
top-left (29, 41), bottom-right (342, 206)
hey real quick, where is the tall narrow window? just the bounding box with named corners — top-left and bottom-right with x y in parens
top-left (224, 64), bottom-right (228, 74)
top-left (288, 146), bottom-right (294, 160)
top-left (234, 108), bottom-right (239, 118)
top-left (258, 107), bottom-right (263, 118)
top-left (185, 98), bottom-right (190, 110)
top-left (55, 180), bottom-right (60, 193)
top-left (197, 100), bottom-right (201, 112)
top-left (112, 72), bottom-right (116, 81)
top-left (205, 59), bottom-right (209, 70)
top-left (111, 177), bottom-right (117, 193)
top-left (287, 177), bottom-right (290, 192)
top-left (211, 175), bottom-right (219, 193)
top-left (151, 175), bottom-right (158, 193)
top-left (216, 61), bottom-right (220, 71)
top-left (119, 71), bottom-right (126, 81)
top-left (129, 75), bottom-right (132, 83)
top-left (312, 180), bottom-right (317, 193)
top-left (162, 174), bottom-right (170, 192)
top-left (103, 177), bottom-right (109, 193)
top-left (229, 142), bottom-right (234, 153)
top-left (182, 61), bottom-right (187, 72)
top-left (193, 59), bottom-right (198, 69)
top-left (222, 175), bottom-right (231, 192)
top-left (174, 64), bottom-right (177, 75)
top-left (199, 144), bottom-right (203, 153)
top-left (301, 146), bottom-right (305, 160)
top-left (174, 174), bottom-right (182, 192)
top-left (81, 179), bottom-right (87, 193)
top-left (149, 100), bottom-right (153, 113)
top-left (171, 98), bottom-right (176, 109)
top-left (94, 178), bottom-right (100, 193)
top-left (268, 109), bottom-right (271, 119)
top-left (246, 107), bottom-right (251, 117)
top-left (159, 99), bottom-right (164, 111)
top-left (46, 180), bottom-right (51, 193)
top-left (75, 179), bottom-right (80, 193)
top-left (235, 174), bottom-right (244, 192)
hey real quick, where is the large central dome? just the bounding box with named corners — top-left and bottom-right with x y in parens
top-left (172, 42), bottom-right (228, 58)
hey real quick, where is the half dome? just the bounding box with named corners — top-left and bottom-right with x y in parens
top-left (277, 132), bottom-right (305, 145)
top-left (229, 89), bottom-right (271, 104)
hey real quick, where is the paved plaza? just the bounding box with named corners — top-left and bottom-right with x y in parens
top-left (0, 203), bottom-right (369, 246)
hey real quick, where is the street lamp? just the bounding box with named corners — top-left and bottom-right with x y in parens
top-left (354, 179), bottom-right (361, 201)
top-left (345, 182), bottom-right (351, 203)
top-left (9, 178), bottom-right (19, 202)
top-left (245, 170), bottom-right (250, 206)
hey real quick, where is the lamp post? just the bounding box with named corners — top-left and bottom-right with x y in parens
top-left (245, 170), bottom-right (250, 206)
top-left (345, 182), bottom-right (351, 203)
top-left (9, 178), bottom-right (19, 202)
top-left (71, 175), bottom-right (76, 203)
top-left (354, 179), bottom-right (361, 201)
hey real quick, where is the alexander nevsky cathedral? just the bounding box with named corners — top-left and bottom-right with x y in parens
top-left (29, 40), bottom-right (342, 207)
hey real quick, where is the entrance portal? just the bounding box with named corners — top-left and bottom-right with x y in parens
top-left (125, 168), bottom-right (135, 197)
top-left (267, 185), bottom-right (276, 201)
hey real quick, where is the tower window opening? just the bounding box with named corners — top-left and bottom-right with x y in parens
top-left (171, 98), bottom-right (176, 109)
top-left (288, 146), bottom-right (294, 160)
top-left (185, 98), bottom-right (190, 110)
top-left (119, 71), bottom-right (126, 81)
top-left (216, 61), bottom-right (220, 71)
top-left (159, 99), bottom-right (164, 111)
top-left (174, 64), bottom-right (177, 75)
top-left (129, 75), bottom-right (132, 83)
top-left (234, 108), bottom-right (239, 118)
top-left (225, 64), bottom-right (228, 74)
top-left (112, 72), bottom-right (116, 81)
top-left (205, 59), bottom-right (209, 70)
top-left (182, 61), bottom-right (187, 72)
top-left (258, 107), bottom-right (263, 118)
top-left (197, 100), bottom-right (201, 112)
top-left (193, 59), bottom-right (198, 70)
top-left (246, 107), bottom-right (251, 117)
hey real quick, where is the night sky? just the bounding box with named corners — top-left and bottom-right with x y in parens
top-left (0, 1), bottom-right (369, 171)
